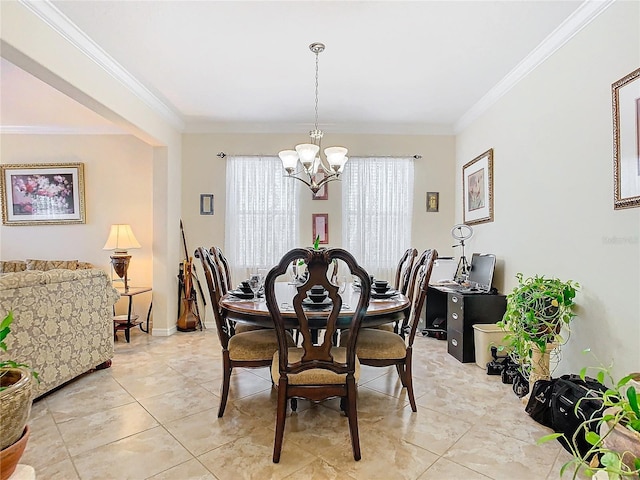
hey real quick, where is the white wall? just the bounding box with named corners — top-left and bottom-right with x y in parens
top-left (0, 134), bottom-right (154, 321)
top-left (455, 0), bottom-right (640, 379)
top-left (181, 132), bottom-right (456, 322)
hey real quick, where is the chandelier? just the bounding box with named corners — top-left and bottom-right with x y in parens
top-left (278, 43), bottom-right (348, 194)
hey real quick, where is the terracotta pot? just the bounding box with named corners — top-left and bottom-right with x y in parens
top-left (0, 425), bottom-right (30, 480)
top-left (599, 407), bottom-right (640, 470)
top-left (0, 368), bottom-right (33, 450)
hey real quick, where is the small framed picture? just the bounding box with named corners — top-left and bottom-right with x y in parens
top-left (311, 173), bottom-right (328, 200)
top-left (426, 192), bottom-right (439, 212)
top-left (612, 68), bottom-right (640, 209)
top-left (1, 163), bottom-right (86, 226)
top-left (463, 149), bottom-right (494, 225)
top-left (312, 213), bottom-right (329, 244)
top-left (200, 194), bottom-right (214, 215)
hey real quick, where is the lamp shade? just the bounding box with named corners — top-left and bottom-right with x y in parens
top-left (103, 224), bottom-right (141, 253)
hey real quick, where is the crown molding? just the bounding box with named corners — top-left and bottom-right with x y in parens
top-left (454, 0), bottom-right (616, 133)
top-left (19, 0), bottom-right (185, 131)
top-left (0, 125), bottom-right (129, 135)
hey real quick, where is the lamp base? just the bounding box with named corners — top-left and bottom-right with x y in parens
top-left (110, 254), bottom-right (131, 291)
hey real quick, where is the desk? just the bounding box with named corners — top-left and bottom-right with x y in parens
top-left (220, 282), bottom-right (410, 330)
top-left (114, 286), bottom-right (152, 342)
top-left (423, 286), bottom-right (506, 363)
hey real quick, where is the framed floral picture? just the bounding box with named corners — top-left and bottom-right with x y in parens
top-left (1, 163), bottom-right (86, 226)
top-left (612, 67), bottom-right (640, 210)
top-left (463, 149), bottom-right (494, 225)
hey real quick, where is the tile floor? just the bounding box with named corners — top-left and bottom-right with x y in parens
top-left (21, 326), bottom-right (579, 480)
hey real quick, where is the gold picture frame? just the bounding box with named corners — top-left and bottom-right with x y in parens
top-left (463, 149), bottom-right (494, 225)
top-left (1, 163), bottom-right (86, 226)
top-left (426, 192), bottom-right (439, 212)
top-left (612, 67), bottom-right (640, 210)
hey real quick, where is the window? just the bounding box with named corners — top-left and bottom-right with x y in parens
top-left (225, 156), bottom-right (299, 281)
top-left (342, 157), bottom-right (414, 281)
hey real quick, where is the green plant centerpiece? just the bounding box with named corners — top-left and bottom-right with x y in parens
top-left (1, 311), bottom-right (38, 456)
top-left (539, 353), bottom-right (640, 479)
top-left (497, 273), bottom-right (579, 385)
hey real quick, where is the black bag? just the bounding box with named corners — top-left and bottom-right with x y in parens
top-left (526, 374), bottom-right (607, 457)
top-left (551, 375), bottom-right (607, 456)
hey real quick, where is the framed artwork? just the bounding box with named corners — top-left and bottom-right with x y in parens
top-left (612, 67), bottom-right (640, 210)
top-left (200, 194), bottom-right (214, 215)
top-left (1, 163), bottom-right (86, 226)
top-left (463, 149), bottom-right (494, 225)
top-left (426, 192), bottom-right (439, 212)
top-left (311, 173), bottom-right (328, 200)
top-left (312, 213), bottom-right (329, 244)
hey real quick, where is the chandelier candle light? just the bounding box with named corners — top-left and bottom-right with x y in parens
top-left (278, 43), bottom-right (348, 194)
top-left (103, 224), bottom-right (141, 291)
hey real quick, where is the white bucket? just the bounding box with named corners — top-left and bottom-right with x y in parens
top-left (472, 323), bottom-right (510, 369)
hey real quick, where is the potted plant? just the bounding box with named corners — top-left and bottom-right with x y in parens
top-left (0, 311), bottom-right (38, 480)
top-left (497, 273), bottom-right (579, 386)
top-left (539, 355), bottom-right (640, 479)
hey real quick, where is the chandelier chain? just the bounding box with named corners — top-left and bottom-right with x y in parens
top-left (314, 49), bottom-right (319, 132)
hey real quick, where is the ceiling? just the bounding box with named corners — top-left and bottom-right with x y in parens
top-left (1, 0), bottom-right (594, 136)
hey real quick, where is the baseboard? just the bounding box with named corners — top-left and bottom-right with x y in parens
top-left (151, 326), bottom-right (177, 336)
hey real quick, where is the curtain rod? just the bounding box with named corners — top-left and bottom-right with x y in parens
top-left (216, 152), bottom-right (422, 159)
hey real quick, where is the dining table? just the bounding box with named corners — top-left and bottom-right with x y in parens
top-left (220, 282), bottom-right (411, 331)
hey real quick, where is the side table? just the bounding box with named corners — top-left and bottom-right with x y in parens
top-left (114, 286), bottom-right (152, 343)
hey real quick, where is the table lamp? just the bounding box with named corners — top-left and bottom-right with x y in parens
top-left (103, 224), bottom-right (141, 291)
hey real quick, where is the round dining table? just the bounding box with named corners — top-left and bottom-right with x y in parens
top-left (220, 282), bottom-right (411, 330)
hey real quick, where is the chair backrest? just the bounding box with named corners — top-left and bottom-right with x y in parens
top-left (400, 249), bottom-right (438, 345)
top-left (264, 248), bottom-right (371, 378)
top-left (405, 249), bottom-right (432, 302)
top-left (394, 248), bottom-right (418, 294)
top-left (211, 246), bottom-right (232, 295)
top-left (196, 246), bottom-right (230, 348)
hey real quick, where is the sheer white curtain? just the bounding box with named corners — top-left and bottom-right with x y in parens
top-left (342, 157), bottom-right (414, 282)
top-left (225, 156), bottom-right (299, 283)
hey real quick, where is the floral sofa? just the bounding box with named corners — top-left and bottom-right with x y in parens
top-left (0, 264), bottom-right (120, 398)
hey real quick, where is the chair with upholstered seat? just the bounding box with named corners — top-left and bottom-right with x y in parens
top-left (341, 249), bottom-right (437, 412)
top-left (264, 247), bottom-right (372, 463)
top-left (196, 247), bottom-right (295, 417)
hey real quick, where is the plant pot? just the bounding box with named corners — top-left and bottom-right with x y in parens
top-left (599, 406), bottom-right (640, 470)
top-left (0, 425), bottom-right (30, 480)
top-left (0, 368), bottom-right (33, 451)
top-left (529, 343), bottom-right (557, 388)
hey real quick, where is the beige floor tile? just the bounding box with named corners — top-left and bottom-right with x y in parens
top-left (443, 423), bottom-right (560, 480)
top-left (36, 457), bottom-right (81, 480)
top-left (164, 405), bottom-right (262, 456)
top-left (200, 368), bottom-right (274, 400)
top-left (417, 457), bottom-right (491, 479)
top-left (21, 412), bottom-right (70, 472)
top-left (370, 404), bottom-right (473, 455)
top-left (57, 402), bottom-right (159, 456)
top-left (72, 426), bottom-right (192, 480)
top-left (137, 384), bottom-right (219, 423)
top-left (282, 458), bottom-right (358, 480)
top-left (146, 458), bottom-right (216, 480)
top-left (45, 373), bottom-right (135, 423)
top-left (198, 427), bottom-right (317, 480)
top-left (114, 365), bottom-right (200, 399)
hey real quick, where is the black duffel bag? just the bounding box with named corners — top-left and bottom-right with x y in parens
top-left (526, 374), bottom-right (607, 457)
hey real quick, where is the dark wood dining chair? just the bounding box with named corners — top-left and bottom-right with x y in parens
top-left (195, 247), bottom-right (294, 417)
top-left (395, 248), bottom-right (418, 295)
top-left (264, 247), bottom-right (372, 463)
top-left (341, 249), bottom-right (437, 412)
top-left (211, 246), bottom-right (232, 295)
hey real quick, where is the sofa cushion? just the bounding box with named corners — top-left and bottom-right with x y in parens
top-left (0, 261), bottom-right (27, 273)
top-left (26, 259), bottom-right (78, 271)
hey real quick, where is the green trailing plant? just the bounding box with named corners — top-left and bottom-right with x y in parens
top-left (538, 350), bottom-right (640, 479)
top-left (0, 311), bottom-right (39, 391)
top-left (497, 273), bottom-right (579, 378)
top-left (313, 234), bottom-right (321, 250)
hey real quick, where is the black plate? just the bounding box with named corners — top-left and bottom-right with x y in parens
top-left (230, 290), bottom-right (261, 299)
top-left (302, 297), bottom-right (332, 309)
top-left (371, 290), bottom-right (397, 299)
